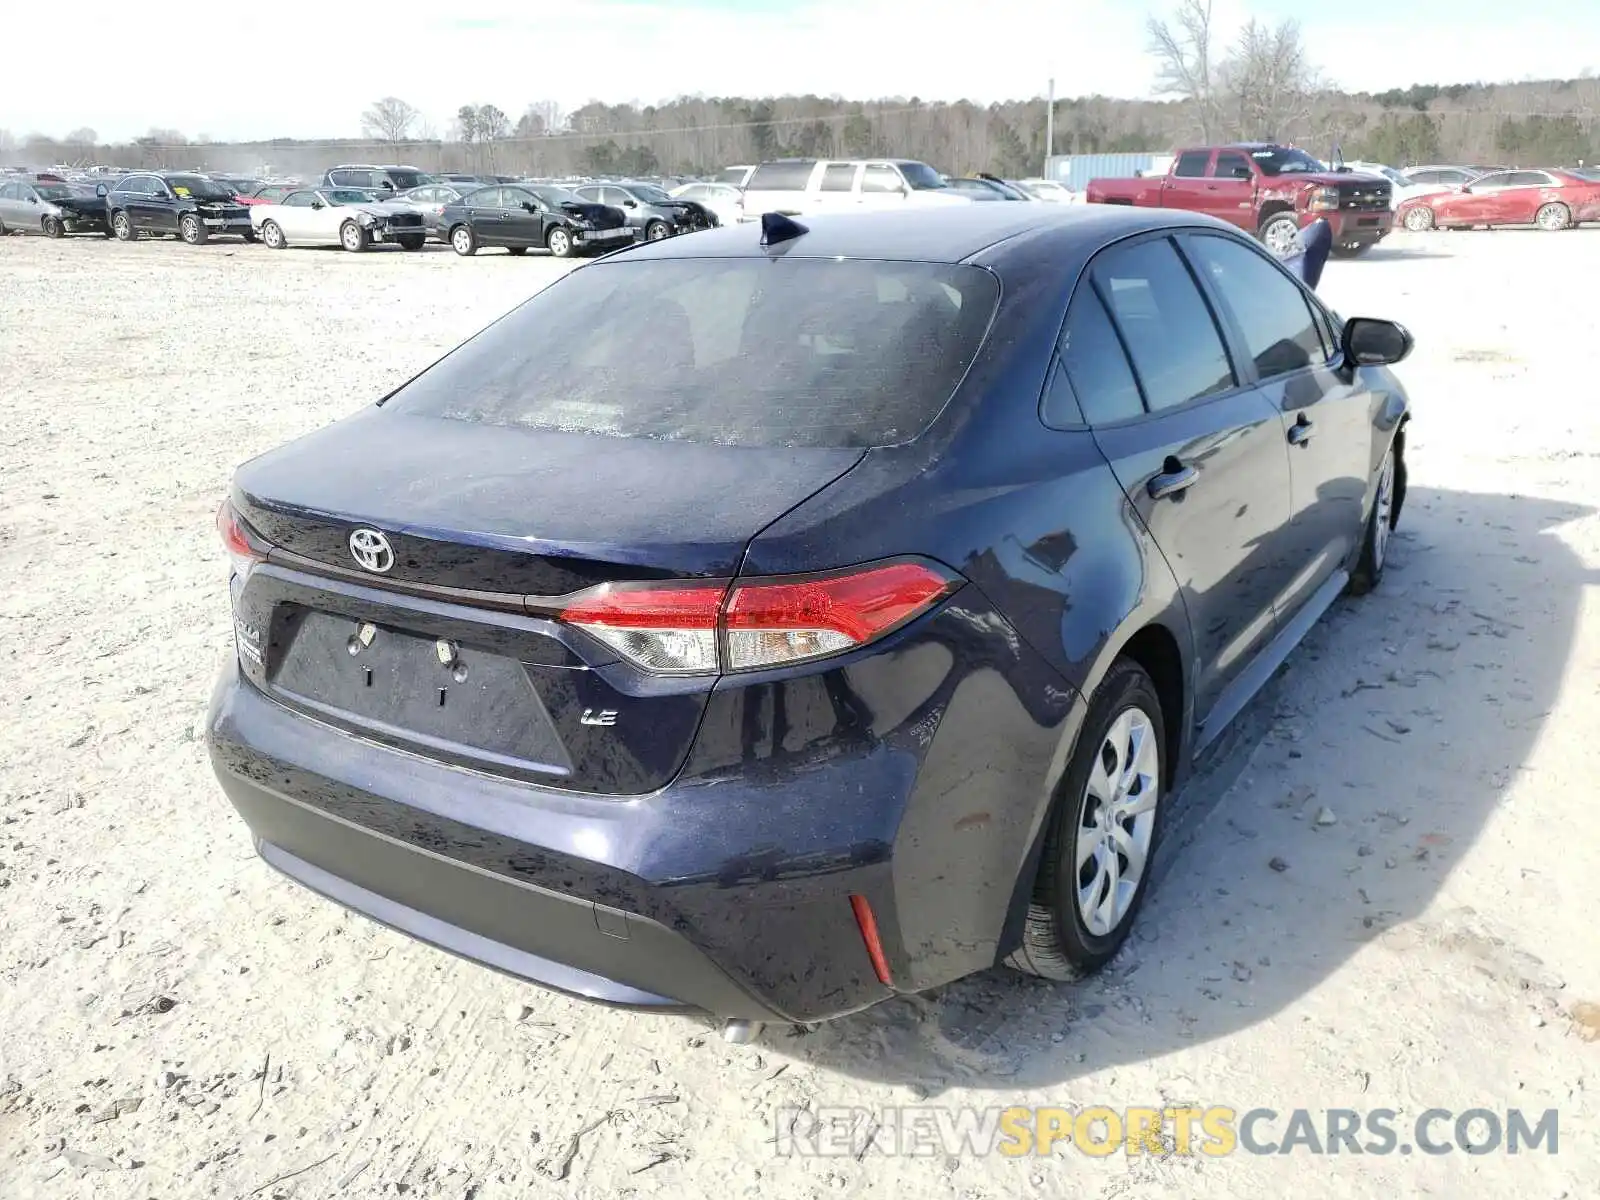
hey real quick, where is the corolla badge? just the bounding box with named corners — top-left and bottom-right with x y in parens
top-left (349, 528), bottom-right (395, 573)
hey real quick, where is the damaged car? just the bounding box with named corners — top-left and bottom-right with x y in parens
top-left (0, 179), bottom-right (111, 237)
top-left (570, 180), bottom-right (716, 241)
top-left (104, 172), bottom-right (255, 244)
top-left (251, 187), bottom-right (429, 252)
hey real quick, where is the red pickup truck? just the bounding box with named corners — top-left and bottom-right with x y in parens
top-left (1086, 143), bottom-right (1393, 258)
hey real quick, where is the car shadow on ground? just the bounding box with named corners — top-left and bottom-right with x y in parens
top-left (771, 485), bottom-right (1593, 1090)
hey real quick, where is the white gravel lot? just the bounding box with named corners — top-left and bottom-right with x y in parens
top-left (2, 228), bottom-right (1599, 1199)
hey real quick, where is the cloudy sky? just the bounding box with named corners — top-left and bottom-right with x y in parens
top-left (3, 0), bottom-right (1596, 142)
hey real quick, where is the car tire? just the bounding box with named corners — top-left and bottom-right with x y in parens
top-left (112, 210), bottom-right (136, 241)
top-left (340, 220), bottom-right (369, 252)
top-left (179, 214), bottom-right (208, 245)
top-left (644, 219), bottom-right (670, 242)
top-left (1403, 206), bottom-right (1435, 232)
top-left (546, 226), bottom-right (574, 258)
top-left (1006, 659), bottom-right (1167, 981)
top-left (1535, 202), bottom-right (1572, 232)
top-left (1257, 212), bottom-right (1301, 258)
top-left (42, 215), bottom-right (64, 238)
top-left (260, 221), bottom-right (287, 250)
top-left (450, 224), bottom-right (477, 256)
top-left (397, 233), bottom-right (425, 251)
top-left (240, 228), bottom-right (257, 244)
top-left (1348, 443), bottom-right (1399, 596)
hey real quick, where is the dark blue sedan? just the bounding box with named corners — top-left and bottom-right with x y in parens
top-left (206, 204), bottom-right (1412, 1037)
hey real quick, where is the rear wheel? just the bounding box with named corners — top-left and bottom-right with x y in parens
top-left (546, 225), bottom-right (574, 258)
top-left (340, 220), bottom-right (369, 252)
top-left (42, 215), bottom-right (64, 238)
top-left (1007, 660), bottom-right (1166, 980)
top-left (397, 232), bottom-right (425, 251)
top-left (179, 213), bottom-right (208, 245)
top-left (260, 220), bottom-right (286, 250)
top-left (1536, 202), bottom-right (1572, 232)
top-left (241, 228), bottom-right (257, 243)
top-left (1403, 206), bottom-right (1435, 231)
top-left (450, 224), bottom-right (477, 256)
top-left (1258, 212), bottom-right (1301, 258)
top-left (112, 210), bottom-right (136, 241)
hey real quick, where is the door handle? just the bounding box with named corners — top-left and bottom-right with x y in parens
top-left (1147, 460), bottom-right (1198, 500)
top-left (1288, 415), bottom-right (1314, 445)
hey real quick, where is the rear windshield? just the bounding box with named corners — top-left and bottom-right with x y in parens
top-left (386, 170), bottom-right (430, 189)
top-left (384, 258), bottom-right (1000, 449)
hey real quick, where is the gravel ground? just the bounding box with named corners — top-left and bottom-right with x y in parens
top-left (1, 229), bottom-right (1598, 1198)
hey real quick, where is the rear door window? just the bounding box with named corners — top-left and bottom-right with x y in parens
top-left (820, 164), bottom-right (858, 192)
top-left (1055, 288), bottom-right (1146, 425)
top-left (1092, 237), bottom-right (1236, 412)
top-left (745, 161), bottom-right (816, 192)
top-left (385, 259), bottom-right (1001, 449)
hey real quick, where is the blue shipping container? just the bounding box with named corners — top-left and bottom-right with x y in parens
top-left (1046, 152), bottom-right (1172, 192)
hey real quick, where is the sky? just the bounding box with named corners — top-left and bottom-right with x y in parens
top-left (2, 0), bottom-right (1597, 143)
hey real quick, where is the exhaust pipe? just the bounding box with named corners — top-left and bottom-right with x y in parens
top-left (720, 1019), bottom-right (764, 1045)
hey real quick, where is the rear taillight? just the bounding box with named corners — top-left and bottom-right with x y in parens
top-left (556, 559), bottom-right (959, 676)
top-left (216, 500), bottom-right (267, 579)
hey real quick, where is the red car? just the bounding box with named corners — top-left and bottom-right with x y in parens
top-left (238, 183), bottom-right (298, 207)
top-left (1397, 168), bottom-right (1600, 232)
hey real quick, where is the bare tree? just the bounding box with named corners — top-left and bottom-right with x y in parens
top-left (529, 100), bottom-right (566, 134)
top-left (1221, 19), bottom-right (1323, 142)
top-left (1147, 0), bottom-right (1220, 141)
top-left (476, 104), bottom-right (510, 171)
top-left (360, 97), bottom-right (420, 145)
top-left (65, 127), bottom-right (98, 148)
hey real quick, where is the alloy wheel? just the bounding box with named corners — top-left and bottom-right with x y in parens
top-left (1261, 217), bottom-right (1301, 258)
top-left (1372, 449), bottom-right (1395, 571)
top-left (1074, 706), bottom-right (1161, 937)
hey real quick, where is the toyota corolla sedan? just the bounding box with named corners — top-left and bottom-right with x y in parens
top-left (206, 205), bottom-right (1413, 1040)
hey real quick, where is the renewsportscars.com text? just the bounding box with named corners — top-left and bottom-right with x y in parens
top-left (774, 1105), bottom-right (1560, 1158)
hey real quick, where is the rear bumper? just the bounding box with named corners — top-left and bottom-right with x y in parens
top-left (206, 579), bottom-right (1080, 1022)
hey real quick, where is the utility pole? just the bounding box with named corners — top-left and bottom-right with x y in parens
top-left (1044, 77), bottom-right (1055, 179)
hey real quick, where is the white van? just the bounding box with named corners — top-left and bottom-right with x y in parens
top-left (736, 159), bottom-right (974, 221)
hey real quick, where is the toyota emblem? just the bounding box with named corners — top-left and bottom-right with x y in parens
top-left (348, 528), bottom-right (395, 574)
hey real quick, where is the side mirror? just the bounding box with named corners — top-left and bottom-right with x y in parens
top-left (310, 201), bottom-right (324, 210)
top-left (1232, 166), bottom-right (1252, 180)
top-left (522, 201), bottom-right (537, 212)
top-left (1342, 317), bottom-right (1413, 367)
top-left (28, 194), bottom-right (38, 204)
top-left (624, 199), bottom-right (637, 207)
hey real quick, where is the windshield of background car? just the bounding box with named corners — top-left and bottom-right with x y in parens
top-left (324, 189), bottom-right (372, 205)
top-left (900, 163), bottom-right (950, 190)
top-left (1250, 148), bottom-right (1326, 176)
top-left (384, 258), bottom-right (1001, 449)
top-left (166, 175), bottom-right (234, 199)
top-left (387, 170), bottom-right (430, 189)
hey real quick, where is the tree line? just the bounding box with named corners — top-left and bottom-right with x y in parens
top-left (6, 1), bottom-right (1599, 179)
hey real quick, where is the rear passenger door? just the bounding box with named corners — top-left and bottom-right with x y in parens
top-left (817, 162), bottom-right (860, 211)
top-left (1065, 232), bottom-right (1295, 730)
top-left (1181, 231), bottom-right (1372, 621)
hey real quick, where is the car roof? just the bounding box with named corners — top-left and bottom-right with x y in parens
top-left (599, 204), bottom-right (1233, 267)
